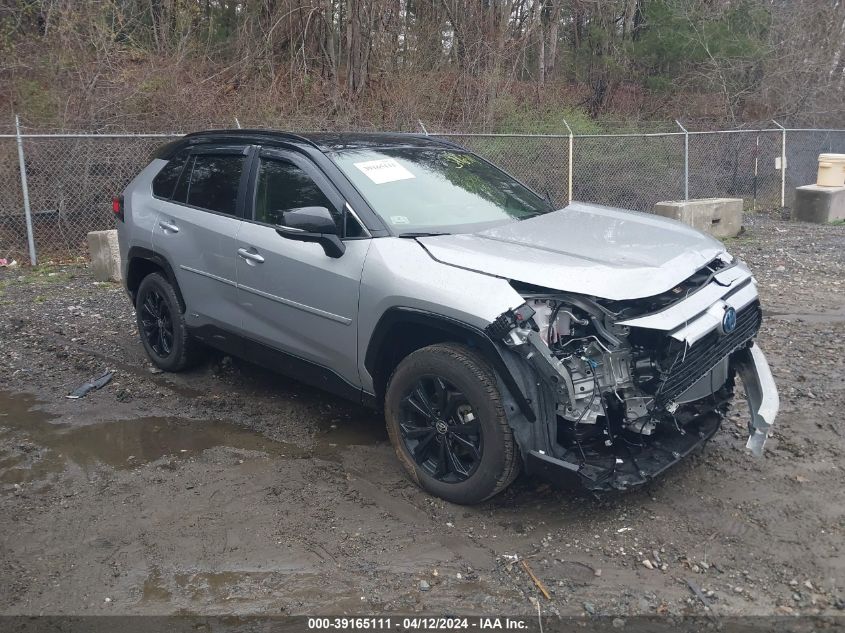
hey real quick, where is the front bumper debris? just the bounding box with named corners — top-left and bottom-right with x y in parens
top-left (524, 411), bottom-right (723, 493)
top-left (732, 343), bottom-right (780, 456)
top-left (522, 344), bottom-right (779, 493)
top-left (487, 300), bottom-right (779, 493)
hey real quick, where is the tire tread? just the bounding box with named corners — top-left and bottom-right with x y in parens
top-left (136, 272), bottom-right (199, 372)
top-left (385, 342), bottom-right (521, 503)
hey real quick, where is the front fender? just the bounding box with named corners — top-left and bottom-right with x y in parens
top-left (364, 307), bottom-right (536, 422)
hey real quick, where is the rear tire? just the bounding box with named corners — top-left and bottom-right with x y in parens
top-left (385, 343), bottom-right (521, 504)
top-left (135, 272), bottom-right (199, 372)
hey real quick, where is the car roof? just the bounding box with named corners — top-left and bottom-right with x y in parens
top-left (155, 129), bottom-right (461, 159)
top-left (297, 131), bottom-right (459, 151)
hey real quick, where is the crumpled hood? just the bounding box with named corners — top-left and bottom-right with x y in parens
top-left (416, 202), bottom-right (727, 301)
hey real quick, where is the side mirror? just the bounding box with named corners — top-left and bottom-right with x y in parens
top-left (275, 206), bottom-right (345, 258)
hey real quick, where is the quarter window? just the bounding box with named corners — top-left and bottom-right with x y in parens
top-left (152, 151), bottom-right (188, 199)
top-left (180, 154), bottom-right (245, 215)
top-left (255, 158), bottom-right (339, 229)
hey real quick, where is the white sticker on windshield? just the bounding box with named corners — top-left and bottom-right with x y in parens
top-left (353, 158), bottom-right (415, 184)
top-left (390, 215), bottom-right (410, 224)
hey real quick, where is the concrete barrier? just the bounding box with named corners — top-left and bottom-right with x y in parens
top-left (793, 184), bottom-right (845, 223)
top-left (87, 229), bottom-right (122, 282)
top-left (652, 198), bottom-right (742, 239)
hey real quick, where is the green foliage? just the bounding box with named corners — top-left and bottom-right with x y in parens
top-left (14, 79), bottom-right (59, 124)
top-left (633, 0), bottom-right (772, 93)
top-left (0, 0), bottom-right (826, 130)
top-left (493, 99), bottom-right (602, 134)
top-left (643, 75), bottom-right (674, 93)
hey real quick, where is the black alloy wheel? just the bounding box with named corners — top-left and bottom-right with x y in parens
top-left (139, 288), bottom-right (174, 358)
top-left (384, 343), bottom-right (520, 504)
top-left (398, 375), bottom-right (483, 483)
top-left (135, 272), bottom-right (199, 372)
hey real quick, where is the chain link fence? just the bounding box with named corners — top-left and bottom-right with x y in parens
top-left (571, 133), bottom-right (685, 210)
top-left (438, 128), bottom-right (845, 213)
top-left (785, 129), bottom-right (845, 197)
top-left (688, 130), bottom-right (783, 211)
top-left (0, 138), bottom-right (26, 262)
top-left (1, 125), bottom-right (844, 265)
top-left (0, 132), bottom-right (180, 264)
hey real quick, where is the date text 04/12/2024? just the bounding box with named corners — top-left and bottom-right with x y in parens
top-left (307, 617), bottom-right (530, 630)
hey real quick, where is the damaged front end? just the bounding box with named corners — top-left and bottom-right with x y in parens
top-left (485, 258), bottom-right (780, 492)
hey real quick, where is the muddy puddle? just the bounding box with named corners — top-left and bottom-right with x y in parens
top-left (144, 568), bottom-right (284, 604)
top-left (0, 391), bottom-right (386, 486)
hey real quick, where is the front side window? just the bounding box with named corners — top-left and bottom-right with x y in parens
top-left (179, 154), bottom-right (245, 215)
top-left (330, 148), bottom-right (552, 235)
top-left (254, 158), bottom-right (339, 229)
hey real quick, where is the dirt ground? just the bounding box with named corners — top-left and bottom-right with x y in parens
top-left (0, 215), bottom-right (843, 618)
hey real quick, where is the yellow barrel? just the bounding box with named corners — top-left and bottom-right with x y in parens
top-left (817, 153), bottom-right (845, 186)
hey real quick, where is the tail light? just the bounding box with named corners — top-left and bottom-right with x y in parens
top-left (112, 195), bottom-right (124, 222)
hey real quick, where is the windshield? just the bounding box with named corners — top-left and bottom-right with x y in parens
top-left (331, 147), bottom-right (554, 235)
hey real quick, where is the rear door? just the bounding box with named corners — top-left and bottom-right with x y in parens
top-left (152, 144), bottom-right (253, 338)
top-left (235, 148), bottom-right (371, 389)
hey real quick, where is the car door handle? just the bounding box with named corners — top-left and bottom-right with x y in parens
top-left (158, 220), bottom-right (179, 233)
top-left (237, 248), bottom-right (265, 264)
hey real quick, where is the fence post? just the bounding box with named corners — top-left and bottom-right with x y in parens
top-left (675, 119), bottom-right (689, 201)
top-left (14, 114), bottom-right (37, 266)
top-left (772, 120), bottom-right (786, 208)
top-left (562, 118), bottom-right (573, 205)
top-left (753, 134), bottom-right (759, 212)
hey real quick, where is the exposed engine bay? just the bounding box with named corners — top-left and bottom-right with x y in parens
top-left (485, 258), bottom-right (779, 492)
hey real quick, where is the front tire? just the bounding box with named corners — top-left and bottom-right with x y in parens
top-left (385, 343), bottom-right (521, 504)
top-left (135, 272), bottom-right (198, 372)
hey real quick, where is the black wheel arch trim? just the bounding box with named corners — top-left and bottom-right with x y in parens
top-left (365, 307), bottom-right (536, 422)
top-left (126, 247), bottom-right (186, 312)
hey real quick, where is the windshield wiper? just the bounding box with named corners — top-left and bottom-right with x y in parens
top-left (397, 232), bottom-right (451, 238)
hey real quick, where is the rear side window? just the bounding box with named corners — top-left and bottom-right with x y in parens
top-left (180, 154), bottom-right (245, 215)
top-left (255, 158), bottom-right (338, 228)
top-left (152, 151), bottom-right (188, 199)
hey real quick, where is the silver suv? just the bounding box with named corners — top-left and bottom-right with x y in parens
top-left (117, 130), bottom-right (779, 504)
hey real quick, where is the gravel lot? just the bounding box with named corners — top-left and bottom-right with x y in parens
top-left (0, 215), bottom-right (843, 617)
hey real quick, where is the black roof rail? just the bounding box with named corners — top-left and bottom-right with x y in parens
top-left (151, 129), bottom-right (466, 160)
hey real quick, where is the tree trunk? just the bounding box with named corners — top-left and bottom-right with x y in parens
top-left (546, 16), bottom-right (559, 76)
top-left (345, 0), bottom-right (362, 95)
top-left (538, 10), bottom-right (545, 85)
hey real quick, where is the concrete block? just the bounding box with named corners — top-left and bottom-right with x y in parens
top-left (652, 198), bottom-right (743, 239)
top-left (87, 229), bottom-right (122, 282)
top-left (792, 184), bottom-right (845, 223)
